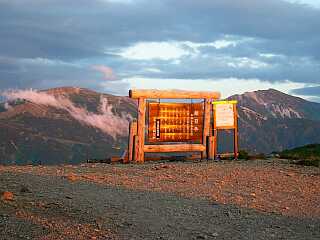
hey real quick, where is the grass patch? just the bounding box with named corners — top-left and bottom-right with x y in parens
top-left (279, 144), bottom-right (320, 167)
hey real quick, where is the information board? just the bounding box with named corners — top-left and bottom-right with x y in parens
top-left (148, 102), bottom-right (204, 142)
top-left (214, 103), bottom-right (235, 128)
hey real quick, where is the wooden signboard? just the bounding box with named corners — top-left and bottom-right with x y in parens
top-left (213, 100), bottom-right (238, 159)
top-left (148, 102), bottom-right (204, 142)
top-left (128, 89), bottom-right (221, 163)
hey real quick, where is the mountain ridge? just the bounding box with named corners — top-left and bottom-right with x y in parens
top-left (0, 87), bottom-right (319, 164)
top-left (227, 88), bottom-right (320, 153)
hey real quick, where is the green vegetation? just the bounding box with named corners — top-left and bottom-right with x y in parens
top-left (238, 150), bottom-right (249, 160)
top-left (237, 150), bottom-right (267, 160)
top-left (280, 144), bottom-right (320, 167)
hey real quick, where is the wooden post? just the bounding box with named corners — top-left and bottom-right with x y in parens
top-left (213, 103), bottom-right (218, 160)
top-left (202, 99), bottom-right (211, 159)
top-left (135, 98), bottom-right (146, 163)
top-left (233, 104), bottom-right (239, 160)
top-left (207, 136), bottom-right (215, 160)
top-left (213, 129), bottom-right (218, 160)
top-left (133, 135), bottom-right (138, 162)
top-left (127, 120), bottom-right (137, 163)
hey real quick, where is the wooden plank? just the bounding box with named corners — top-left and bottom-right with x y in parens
top-left (127, 120), bottom-right (137, 163)
top-left (111, 156), bottom-right (122, 163)
top-left (207, 136), bottom-right (215, 160)
top-left (201, 99), bottom-right (211, 159)
top-left (144, 144), bottom-right (206, 153)
top-left (135, 98), bottom-right (146, 163)
top-left (144, 154), bottom-right (202, 161)
top-left (129, 89), bottom-right (220, 99)
top-left (217, 153), bottom-right (237, 158)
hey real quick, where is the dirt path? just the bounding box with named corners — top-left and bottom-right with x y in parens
top-left (2, 159), bottom-right (319, 217)
top-left (1, 160), bottom-right (320, 239)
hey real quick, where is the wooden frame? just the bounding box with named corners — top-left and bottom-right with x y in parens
top-left (212, 100), bottom-right (239, 160)
top-left (128, 89), bottom-right (221, 163)
top-left (129, 89), bottom-right (220, 99)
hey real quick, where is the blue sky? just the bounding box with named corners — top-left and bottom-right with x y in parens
top-left (0, 0), bottom-right (319, 101)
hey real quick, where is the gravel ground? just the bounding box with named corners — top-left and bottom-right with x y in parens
top-left (0, 159), bottom-right (320, 239)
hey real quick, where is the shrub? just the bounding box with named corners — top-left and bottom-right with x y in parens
top-left (238, 150), bottom-right (249, 160)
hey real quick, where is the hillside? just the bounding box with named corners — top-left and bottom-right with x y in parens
top-left (279, 144), bottom-right (320, 167)
top-left (228, 89), bottom-right (320, 153)
top-left (0, 87), bottom-right (136, 165)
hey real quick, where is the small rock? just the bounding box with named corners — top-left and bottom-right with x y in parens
top-left (20, 185), bottom-right (31, 193)
top-left (161, 164), bottom-right (169, 169)
top-left (211, 232), bottom-right (219, 237)
top-left (194, 234), bottom-right (207, 239)
top-left (2, 191), bottom-right (14, 201)
top-left (225, 211), bottom-right (233, 218)
top-left (65, 174), bottom-right (77, 181)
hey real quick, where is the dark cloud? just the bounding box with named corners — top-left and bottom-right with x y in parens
top-left (0, 56), bottom-right (121, 92)
top-left (1, 0), bottom-right (320, 59)
top-left (291, 86), bottom-right (320, 96)
top-left (0, 0), bottom-right (320, 92)
top-left (290, 86), bottom-right (320, 103)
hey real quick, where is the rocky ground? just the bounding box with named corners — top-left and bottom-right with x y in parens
top-left (0, 159), bottom-right (319, 239)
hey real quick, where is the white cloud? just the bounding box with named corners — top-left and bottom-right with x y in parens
top-left (117, 42), bottom-right (190, 60)
top-left (124, 77), bottom-right (307, 99)
top-left (182, 39), bottom-right (238, 51)
top-left (227, 57), bottom-right (270, 69)
top-left (144, 68), bottom-right (162, 73)
top-left (259, 53), bottom-right (285, 59)
top-left (100, 0), bottom-right (134, 4)
top-left (114, 38), bottom-right (241, 61)
top-left (20, 58), bottom-right (78, 67)
top-left (284, 0), bottom-right (320, 8)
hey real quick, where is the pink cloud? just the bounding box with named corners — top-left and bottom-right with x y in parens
top-left (3, 89), bottom-right (130, 139)
top-left (92, 65), bottom-right (117, 81)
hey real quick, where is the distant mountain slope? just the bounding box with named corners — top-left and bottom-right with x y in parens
top-left (228, 89), bottom-right (320, 153)
top-left (0, 87), bottom-right (136, 165)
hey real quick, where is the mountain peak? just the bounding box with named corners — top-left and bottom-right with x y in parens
top-left (228, 88), bottom-right (320, 121)
top-left (44, 86), bottom-right (85, 96)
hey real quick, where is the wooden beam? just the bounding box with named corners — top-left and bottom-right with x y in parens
top-left (144, 144), bottom-right (206, 153)
top-left (129, 89), bottom-right (221, 99)
top-left (133, 135), bottom-right (138, 162)
top-left (207, 136), bottom-right (215, 160)
top-left (135, 98), bottom-right (146, 163)
top-left (127, 120), bottom-right (137, 163)
top-left (201, 99), bottom-right (211, 159)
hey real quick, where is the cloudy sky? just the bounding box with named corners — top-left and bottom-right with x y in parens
top-left (0, 0), bottom-right (319, 101)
